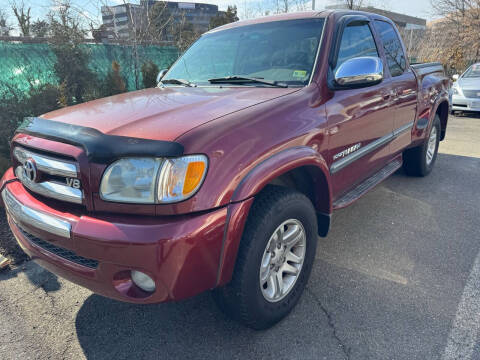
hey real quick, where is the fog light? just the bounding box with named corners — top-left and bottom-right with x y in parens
top-left (131, 270), bottom-right (156, 293)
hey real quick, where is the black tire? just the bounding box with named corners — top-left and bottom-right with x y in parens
top-left (213, 186), bottom-right (318, 330)
top-left (403, 115), bottom-right (440, 177)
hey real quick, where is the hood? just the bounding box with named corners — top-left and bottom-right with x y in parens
top-left (42, 87), bottom-right (299, 141)
top-left (457, 77), bottom-right (480, 90)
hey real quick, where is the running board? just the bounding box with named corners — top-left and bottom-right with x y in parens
top-left (333, 159), bottom-right (402, 209)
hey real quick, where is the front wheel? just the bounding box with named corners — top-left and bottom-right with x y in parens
top-left (213, 186), bottom-right (318, 330)
top-left (403, 115), bottom-right (440, 177)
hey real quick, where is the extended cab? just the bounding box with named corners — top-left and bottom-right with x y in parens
top-left (1, 10), bottom-right (449, 329)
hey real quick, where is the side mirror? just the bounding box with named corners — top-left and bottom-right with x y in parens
top-left (334, 56), bottom-right (383, 88)
top-left (452, 74), bottom-right (459, 81)
top-left (156, 69), bottom-right (168, 84)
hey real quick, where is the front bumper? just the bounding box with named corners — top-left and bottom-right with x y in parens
top-left (1, 168), bottom-right (230, 304)
top-left (452, 94), bottom-right (480, 112)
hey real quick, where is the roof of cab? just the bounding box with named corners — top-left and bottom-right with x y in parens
top-left (207, 10), bottom-right (331, 34)
top-left (206, 9), bottom-right (393, 34)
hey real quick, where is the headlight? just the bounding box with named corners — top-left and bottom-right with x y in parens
top-left (100, 155), bottom-right (208, 204)
top-left (452, 86), bottom-right (459, 95)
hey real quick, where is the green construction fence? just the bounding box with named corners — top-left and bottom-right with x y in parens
top-left (0, 41), bottom-right (180, 97)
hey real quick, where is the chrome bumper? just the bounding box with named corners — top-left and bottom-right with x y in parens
top-left (2, 188), bottom-right (71, 238)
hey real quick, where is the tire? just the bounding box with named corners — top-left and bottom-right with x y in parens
top-left (403, 115), bottom-right (440, 177)
top-left (213, 186), bottom-right (318, 330)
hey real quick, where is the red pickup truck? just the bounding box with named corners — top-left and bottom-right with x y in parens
top-left (1, 10), bottom-right (449, 329)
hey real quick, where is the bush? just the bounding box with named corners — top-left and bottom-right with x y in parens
top-left (141, 61), bottom-right (160, 88)
top-left (0, 84), bottom-right (62, 161)
top-left (27, 84), bottom-right (61, 115)
top-left (102, 61), bottom-right (127, 97)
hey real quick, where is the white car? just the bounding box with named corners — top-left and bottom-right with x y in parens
top-left (451, 63), bottom-right (480, 113)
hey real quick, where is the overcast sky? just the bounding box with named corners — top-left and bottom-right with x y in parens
top-left (4, 0), bottom-right (436, 30)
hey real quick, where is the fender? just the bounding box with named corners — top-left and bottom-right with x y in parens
top-left (231, 146), bottom-right (332, 213)
top-left (216, 146), bottom-right (332, 286)
top-left (412, 92), bottom-right (449, 146)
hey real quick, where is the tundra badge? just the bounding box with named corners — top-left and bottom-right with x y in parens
top-left (333, 143), bottom-right (362, 160)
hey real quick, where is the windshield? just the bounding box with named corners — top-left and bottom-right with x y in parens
top-left (463, 64), bottom-right (480, 78)
top-left (163, 18), bottom-right (325, 87)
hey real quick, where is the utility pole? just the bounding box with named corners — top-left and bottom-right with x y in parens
top-left (312, 0), bottom-right (316, 10)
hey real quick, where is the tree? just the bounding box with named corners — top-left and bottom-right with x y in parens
top-left (102, 61), bottom-right (127, 96)
top-left (0, 9), bottom-right (11, 36)
top-left (417, 0), bottom-right (480, 72)
top-left (173, 16), bottom-right (200, 53)
top-left (48, 2), bottom-right (97, 104)
top-left (328, 0), bottom-right (364, 10)
top-left (209, 5), bottom-right (239, 29)
top-left (148, 1), bottom-right (173, 41)
top-left (141, 61), bottom-right (159, 88)
top-left (147, 2), bottom-right (200, 53)
top-left (342, 0), bottom-right (364, 9)
top-left (91, 23), bottom-right (106, 42)
top-left (241, 0), bottom-right (313, 18)
top-left (11, 1), bottom-right (31, 36)
top-left (31, 19), bottom-right (49, 37)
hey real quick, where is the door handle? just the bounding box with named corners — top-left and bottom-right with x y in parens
top-left (382, 92), bottom-right (392, 101)
top-left (382, 90), bottom-right (397, 101)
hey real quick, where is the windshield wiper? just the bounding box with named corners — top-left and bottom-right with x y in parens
top-left (160, 78), bottom-right (196, 87)
top-left (208, 76), bottom-right (288, 88)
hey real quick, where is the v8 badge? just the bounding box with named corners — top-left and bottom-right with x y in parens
top-left (66, 178), bottom-right (81, 189)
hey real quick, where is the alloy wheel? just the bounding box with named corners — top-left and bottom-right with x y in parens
top-left (259, 219), bottom-right (306, 302)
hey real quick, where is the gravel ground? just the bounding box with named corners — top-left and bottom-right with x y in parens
top-left (0, 212), bottom-right (28, 268)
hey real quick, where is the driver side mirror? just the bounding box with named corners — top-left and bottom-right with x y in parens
top-left (156, 69), bottom-right (168, 84)
top-left (334, 56), bottom-right (384, 88)
top-left (452, 74), bottom-right (459, 81)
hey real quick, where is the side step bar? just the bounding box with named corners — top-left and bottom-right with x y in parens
top-left (333, 159), bottom-right (402, 210)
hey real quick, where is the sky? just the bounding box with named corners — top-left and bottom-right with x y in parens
top-left (2, 0), bottom-right (436, 31)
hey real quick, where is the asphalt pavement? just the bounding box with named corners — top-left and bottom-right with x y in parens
top-left (1, 113), bottom-right (480, 360)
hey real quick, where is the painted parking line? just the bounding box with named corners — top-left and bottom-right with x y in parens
top-left (442, 250), bottom-right (480, 360)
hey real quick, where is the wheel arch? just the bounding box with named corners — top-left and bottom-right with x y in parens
top-left (231, 146), bottom-right (332, 237)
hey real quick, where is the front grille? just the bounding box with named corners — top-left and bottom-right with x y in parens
top-left (463, 90), bottom-right (480, 99)
top-left (13, 146), bottom-right (83, 204)
top-left (18, 226), bottom-right (99, 269)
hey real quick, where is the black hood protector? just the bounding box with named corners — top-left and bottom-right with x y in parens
top-left (16, 117), bottom-right (184, 163)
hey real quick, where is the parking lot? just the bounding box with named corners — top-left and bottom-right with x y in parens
top-left (1, 113), bottom-right (480, 360)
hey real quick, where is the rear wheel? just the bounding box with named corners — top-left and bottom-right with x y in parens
top-left (403, 115), bottom-right (440, 177)
top-left (213, 186), bottom-right (318, 330)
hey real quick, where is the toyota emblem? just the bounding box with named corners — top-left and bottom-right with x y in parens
top-left (23, 159), bottom-right (38, 182)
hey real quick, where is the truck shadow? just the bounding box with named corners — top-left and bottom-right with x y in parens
top-left (75, 293), bottom-right (245, 359)
top-left (0, 259), bottom-right (61, 292)
top-left (74, 290), bottom-right (340, 359)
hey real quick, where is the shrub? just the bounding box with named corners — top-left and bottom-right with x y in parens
top-left (141, 61), bottom-right (160, 88)
top-left (0, 84), bottom-right (62, 161)
top-left (27, 84), bottom-right (61, 115)
top-left (102, 61), bottom-right (127, 97)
